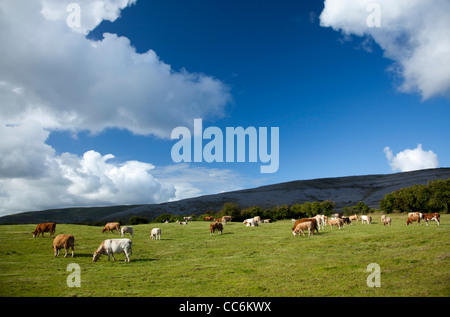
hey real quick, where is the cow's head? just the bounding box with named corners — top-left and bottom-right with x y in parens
top-left (32, 231), bottom-right (37, 238)
top-left (92, 251), bottom-right (101, 262)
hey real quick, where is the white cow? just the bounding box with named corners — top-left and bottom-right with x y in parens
top-left (243, 218), bottom-right (258, 227)
top-left (92, 239), bottom-right (132, 262)
top-left (361, 215), bottom-right (372, 224)
top-left (314, 215), bottom-right (325, 230)
top-left (150, 228), bottom-right (161, 240)
top-left (120, 226), bottom-right (134, 238)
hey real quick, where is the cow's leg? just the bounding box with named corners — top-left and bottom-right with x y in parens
top-left (64, 248), bottom-right (68, 258)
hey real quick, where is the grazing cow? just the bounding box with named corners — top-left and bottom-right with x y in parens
top-left (204, 216), bottom-right (214, 221)
top-left (292, 221), bottom-right (312, 237)
top-left (120, 226), bottom-right (134, 238)
top-left (292, 218), bottom-right (319, 234)
top-left (406, 214), bottom-right (421, 226)
top-left (32, 223), bottom-right (56, 238)
top-left (349, 214), bottom-right (358, 222)
top-left (327, 218), bottom-right (343, 230)
top-left (150, 228), bottom-right (161, 240)
top-left (361, 215), bottom-right (372, 224)
top-left (53, 234), bottom-right (75, 257)
top-left (422, 213), bottom-right (440, 226)
top-left (214, 218), bottom-right (223, 223)
top-left (102, 222), bottom-right (120, 234)
top-left (184, 216), bottom-right (192, 222)
top-left (383, 217), bottom-right (391, 226)
top-left (210, 222), bottom-right (223, 235)
top-left (92, 239), bottom-right (132, 262)
top-left (223, 216), bottom-right (232, 222)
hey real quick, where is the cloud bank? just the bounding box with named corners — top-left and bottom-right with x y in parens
top-left (320, 0), bottom-right (450, 100)
top-left (384, 144), bottom-right (439, 172)
top-left (0, 0), bottom-right (235, 216)
top-left (0, 0), bottom-right (231, 137)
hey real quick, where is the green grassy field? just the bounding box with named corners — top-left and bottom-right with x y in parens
top-left (0, 213), bottom-right (449, 297)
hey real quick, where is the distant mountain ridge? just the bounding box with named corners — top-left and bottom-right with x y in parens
top-left (1, 168), bottom-right (449, 224)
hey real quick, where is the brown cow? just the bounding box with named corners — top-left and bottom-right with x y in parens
top-left (210, 222), bottom-right (223, 235)
top-left (422, 213), bottom-right (440, 226)
top-left (102, 222), bottom-right (121, 233)
top-left (292, 218), bottom-right (319, 234)
top-left (53, 234), bottom-right (75, 257)
top-left (204, 216), bottom-right (215, 221)
top-left (32, 223), bottom-right (56, 238)
top-left (328, 218), bottom-right (343, 230)
top-left (406, 214), bottom-right (421, 226)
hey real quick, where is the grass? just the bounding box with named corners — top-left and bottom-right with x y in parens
top-left (0, 213), bottom-right (449, 297)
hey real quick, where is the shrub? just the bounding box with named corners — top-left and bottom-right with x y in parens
top-left (129, 216), bottom-right (149, 225)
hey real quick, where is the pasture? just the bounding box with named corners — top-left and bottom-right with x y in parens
top-left (0, 213), bottom-right (448, 297)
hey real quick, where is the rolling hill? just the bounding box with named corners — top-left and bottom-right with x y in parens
top-left (1, 167), bottom-right (449, 224)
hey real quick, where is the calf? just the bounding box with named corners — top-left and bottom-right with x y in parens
top-left (349, 214), bottom-right (358, 222)
top-left (292, 221), bottom-right (312, 237)
top-left (102, 222), bottom-right (120, 233)
top-left (421, 213), bottom-right (440, 226)
top-left (120, 226), bottom-right (134, 238)
top-left (406, 214), bottom-right (421, 225)
top-left (150, 228), bottom-right (161, 240)
top-left (32, 223), bottom-right (56, 238)
top-left (292, 218), bottom-right (319, 234)
top-left (383, 217), bottom-right (391, 226)
top-left (53, 234), bottom-right (75, 257)
top-left (92, 239), bottom-right (132, 262)
top-left (210, 222), bottom-right (223, 235)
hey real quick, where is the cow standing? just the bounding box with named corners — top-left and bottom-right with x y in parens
top-left (32, 223), bottom-right (56, 238)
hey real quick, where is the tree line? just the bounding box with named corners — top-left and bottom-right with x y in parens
top-left (379, 178), bottom-right (449, 213)
top-left (113, 178), bottom-right (449, 225)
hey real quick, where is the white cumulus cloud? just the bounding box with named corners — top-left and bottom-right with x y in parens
top-left (319, 0), bottom-right (450, 100)
top-left (384, 144), bottom-right (439, 172)
top-left (0, 0), bottom-right (231, 137)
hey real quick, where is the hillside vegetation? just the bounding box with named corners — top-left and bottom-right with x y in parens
top-left (0, 213), bottom-right (448, 297)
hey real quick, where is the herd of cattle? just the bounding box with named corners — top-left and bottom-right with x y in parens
top-left (31, 211), bottom-right (441, 262)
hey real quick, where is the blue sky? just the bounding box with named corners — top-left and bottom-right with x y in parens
top-left (0, 0), bottom-right (449, 215)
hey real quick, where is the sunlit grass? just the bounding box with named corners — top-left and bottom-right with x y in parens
top-left (0, 213), bottom-right (448, 297)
